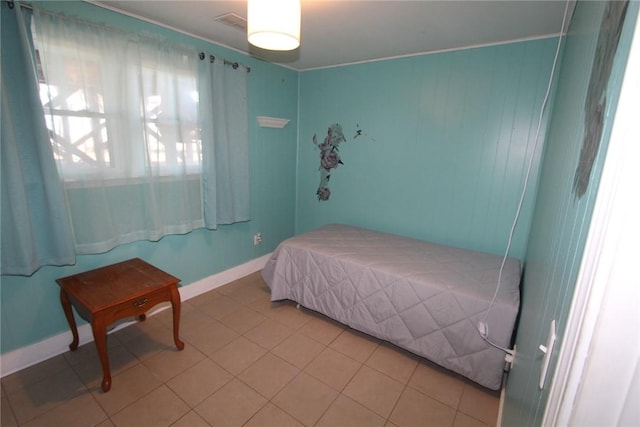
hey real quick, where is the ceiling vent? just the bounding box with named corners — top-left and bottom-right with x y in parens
top-left (214, 13), bottom-right (248, 32)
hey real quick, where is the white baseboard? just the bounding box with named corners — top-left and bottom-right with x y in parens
top-left (0, 253), bottom-right (271, 378)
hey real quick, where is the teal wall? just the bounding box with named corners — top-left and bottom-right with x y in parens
top-left (0, 1), bottom-right (299, 354)
top-left (7, 15), bottom-right (634, 427)
top-left (296, 39), bottom-right (558, 259)
top-left (502, 2), bottom-right (639, 426)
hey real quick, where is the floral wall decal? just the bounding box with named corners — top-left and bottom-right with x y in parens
top-left (313, 123), bottom-right (373, 201)
top-left (313, 124), bottom-right (346, 201)
top-left (353, 123), bottom-right (376, 142)
top-left (313, 123), bottom-right (347, 201)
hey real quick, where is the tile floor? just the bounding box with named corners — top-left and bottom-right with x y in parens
top-left (1, 271), bottom-right (500, 427)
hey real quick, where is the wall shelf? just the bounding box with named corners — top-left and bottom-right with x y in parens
top-left (257, 116), bottom-right (290, 128)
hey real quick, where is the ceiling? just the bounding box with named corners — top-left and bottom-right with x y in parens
top-left (91, 1), bottom-right (575, 71)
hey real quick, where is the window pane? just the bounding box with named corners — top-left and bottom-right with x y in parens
top-left (47, 112), bottom-right (111, 174)
top-left (141, 67), bottom-right (200, 175)
top-left (34, 24), bottom-right (201, 181)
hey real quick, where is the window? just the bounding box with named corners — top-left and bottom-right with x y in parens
top-left (32, 22), bottom-right (201, 182)
top-left (27, 7), bottom-right (250, 256)
top-left (137, 65), bottom-right (201, 177)
top-left (38, 49), bottom-right (113, 180)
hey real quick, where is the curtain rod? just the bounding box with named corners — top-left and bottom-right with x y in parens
top-left (198, 52), bottom-right (251, 73)
top-left (12, 1), bottom-right (252, 74)
top-left (9, 0), bottom-right (32, 10)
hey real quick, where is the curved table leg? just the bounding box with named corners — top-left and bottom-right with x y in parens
top-left (91, 316), bottom-right (111, 392)
top-left (60, 290), bottom-right (79, 351)
top-left (170, 285), bottom-right (184, 351)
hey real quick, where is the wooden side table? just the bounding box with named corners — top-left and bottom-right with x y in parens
top-left (56, 258), bottom-right (184, 392)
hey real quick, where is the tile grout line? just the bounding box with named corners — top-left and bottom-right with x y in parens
top-left (3, 274), bottom-right (500, 427)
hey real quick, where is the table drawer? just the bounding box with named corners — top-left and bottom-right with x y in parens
top-left (103, 287), bottom-right (174, 322)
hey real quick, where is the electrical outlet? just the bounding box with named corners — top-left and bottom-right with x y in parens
top-left (505, 345), bottom-right (516, 368)
top-left (253, 232), bottom-right (262, 246)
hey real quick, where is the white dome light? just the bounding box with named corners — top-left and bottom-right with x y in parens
top-left (247, 0), bottom-right (301, 51)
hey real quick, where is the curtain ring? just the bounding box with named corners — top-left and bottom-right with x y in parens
top-left (198, 52), bottom-right (205, 60)
top-left (232, 62), bottom-right (239, 70)
top-left (8, 1), bottom-right (15, 9)
top-left (210, 55), bottom-right (215, 63)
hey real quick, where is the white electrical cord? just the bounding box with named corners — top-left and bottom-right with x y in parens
top-left (477, 0), bottom-right (572, 356)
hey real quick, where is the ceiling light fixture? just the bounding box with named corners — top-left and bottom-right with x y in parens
top-left (247, 0), bottom-right (301, 51)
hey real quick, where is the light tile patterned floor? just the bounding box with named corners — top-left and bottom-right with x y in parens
top-left (1, 271), bottom-right (500, 426)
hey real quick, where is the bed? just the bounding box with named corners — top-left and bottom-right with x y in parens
top-left (261, 224), bottom-right (521, 390)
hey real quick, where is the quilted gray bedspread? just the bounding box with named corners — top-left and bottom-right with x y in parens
top-left (261, 224), bottom-right (521, 390)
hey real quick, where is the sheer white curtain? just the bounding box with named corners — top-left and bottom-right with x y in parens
top-left (32, 8), bottom-right (243, 255)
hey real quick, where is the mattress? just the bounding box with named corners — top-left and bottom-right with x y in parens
top-left (261, 224), bottom-right (521, 390)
